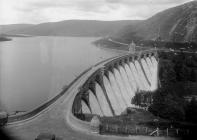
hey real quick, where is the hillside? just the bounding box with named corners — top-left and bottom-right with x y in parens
top-left (1, 20), bottom-right (140, 37)
top-left (0, 36), bottom-right (12, 42)
top-left (0, 24), bottom-right (34, 34)
top-left (114, 1), bottom-right (197, 43)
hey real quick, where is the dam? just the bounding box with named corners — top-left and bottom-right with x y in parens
top-left (72, 50), bottom-right (158, 121)
top-left (73, 52), bottom-right (158, 117)
top-left (4, 49), bottom-right (160, 140)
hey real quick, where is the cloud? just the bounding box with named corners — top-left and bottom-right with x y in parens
top-left (0, 0), bottom-right (194, 24)
top-left (105, 0), bottom-right (191, 5)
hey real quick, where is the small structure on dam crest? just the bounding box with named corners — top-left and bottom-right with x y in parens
top-left (129, 41), bottom-right (136, 53)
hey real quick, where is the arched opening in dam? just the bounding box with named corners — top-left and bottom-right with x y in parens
top-left (72, 53), bottom-right (159, 118)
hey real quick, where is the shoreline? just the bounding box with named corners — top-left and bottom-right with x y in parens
top-left (0, 36), bottom-right (12, 42)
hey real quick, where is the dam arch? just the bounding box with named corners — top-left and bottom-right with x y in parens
top-left (72, 50), bottom-right (159, 119)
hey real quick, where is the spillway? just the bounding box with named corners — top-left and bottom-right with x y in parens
top-left (103, 76), bottom-right (122, 115)
top-left (82, 100), bottom-right (91, 114)
top-left (119, 66), bottom-right (135, 99)
top-left (108, 71), bottom-right (127, 110)
top-left (129, 62), bottom-right (143, 90)
top-left (89, 90), bottom-right (103, 116)
top-left (146, 57), bottom-right (154, 76)
top-left (141, 58), bottom-right (152, 85)
top-left (146, 57), bottom-right (156, 91)
top-left (134, 60), bottom-right (150, 91)
top-left (124, 64), bottom-right (138, 94)
top-left (95, 82), bottom-right (112, 116)
top-left (114, 68), bottom-right (131, 107)
top-left (151, 56), bottom-right (158, 90)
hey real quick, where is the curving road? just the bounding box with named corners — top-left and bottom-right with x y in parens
top-left (5, 52), bottom-right (177, 140)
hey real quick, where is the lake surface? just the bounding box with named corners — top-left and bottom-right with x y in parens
top-left (0, 36), bottom-right (123, 114)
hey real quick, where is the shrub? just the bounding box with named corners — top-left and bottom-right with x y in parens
top-left (149, 88), bottom-right (185, 121)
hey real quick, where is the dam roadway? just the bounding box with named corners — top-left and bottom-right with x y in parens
top-left (5, 51), bottom-right (176, 140)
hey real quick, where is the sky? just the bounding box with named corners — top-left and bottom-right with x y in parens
top-left (0, 0), bottom-right (194, 25)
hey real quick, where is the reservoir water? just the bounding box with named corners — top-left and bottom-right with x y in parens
top-left (0, 36), bottom-right (123, 114)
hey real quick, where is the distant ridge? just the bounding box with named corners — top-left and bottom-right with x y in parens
top-left (0, 20), bottom-right (140, 37)
top-left (0, 24), bottom-right (34, 34)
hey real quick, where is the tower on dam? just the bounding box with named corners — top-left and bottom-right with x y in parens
top-left (129, 41), bottom-right (136, 53)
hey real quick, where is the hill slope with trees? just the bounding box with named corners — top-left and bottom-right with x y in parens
top-left (0, 20), bottom-right (140, 37)
top-left (113, 1), bottom-right (197, 43)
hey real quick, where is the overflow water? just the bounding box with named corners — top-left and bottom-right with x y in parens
top-left (151, 56), bottom-right (158, 90)
top-left (124, 64), bottom-right (138, 93)
top-left (119, 66), bottom-right (135, 99)
top-left (129, 62), bottom-right (143, 90)
top-left (146, 57), bottom-right (154, 76)
top-left (141, 59), bottom-right (152, 85)
top-left (103, 76), bottom-right (122, 115)
top-left (134, 60), bottom-right (150, 91)
top-left (146, 57), bottom-right (156, 91)
top-left (89, 90), bottom-right (103, 116)
top-left (114, 68), bottom-right (131, 107)
top-left (108, 71), bottom-right (127, 110)
top-left (82, 100), bottom-right (91, 114)
top-left (95, 82), bottom-right (112, 116)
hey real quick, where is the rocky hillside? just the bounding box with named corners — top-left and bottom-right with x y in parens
top-left (114, 1), bottom-right (197, 43)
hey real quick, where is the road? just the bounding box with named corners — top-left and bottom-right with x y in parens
top-left (108, 38), bottom-right (197, 54)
